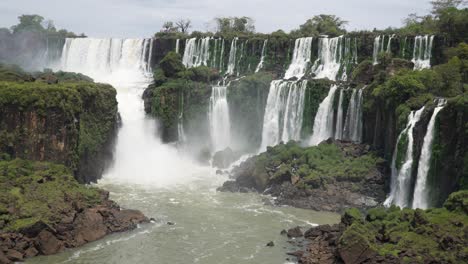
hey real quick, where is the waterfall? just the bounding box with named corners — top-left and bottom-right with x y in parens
top-left (372, 35), bottom-right (388, 65)
top-left (59, 38), bottom-right (205, 187)
top-left (386, 34), bottom-right (395, 53)
top-left (59, 38), bottom-right (151, 83)
top-left (211, 39), bottom-right (219, 69)
top-left (334, 89), bottom-right (344, 140)
top-left (312, 36), bottom-right (351, 81)
top-left (412, 99), bottom-right (447, 209)
top-left (182, 37), bottom-right (211, 68)
top-left (178, 93), bottom-right (187, 142)
top-left (209, 86), bottom-right (231, 152)
top-left (284, 37), bottom-right (313, 79)
top-left (175, 39), bottom-right (180, 53)
top-left (401, 37), bottom-right (408, 58)
top-left (226, 38), bottom-right (238, 75)
top-left (219, 40), bottom-right (225, 71)
top-left (255, 39), bottom-right (268, 73)
top-left (343, 88), bottom-right (364, 142)
top-left (384, 106), bottom-right (425, 208)
top-left (147, 38), bottom-right (154, 73)
top-left (309, 85), bottom-right (338, 146)
top-left (259, 80), bottom-right (307, 151)
top-left (412, 35), bottom-right (434, 70)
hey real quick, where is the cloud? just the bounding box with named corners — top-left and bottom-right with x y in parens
top-left (0, 0), bottom-right (432, 38)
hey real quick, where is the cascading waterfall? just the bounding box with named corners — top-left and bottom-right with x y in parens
top-left (373, 35), bottom-right (394, 64)
top-left (342, 88), bottom-right (364, 142)
top-left (255, 39), bottom-right (268, 73)
top-left (284, 37), bottom-right (313, 79)
top-left (312, 36), bottom-right (342, 81)
top-left (309, 85), bottom-right (338, 146)
top-left (146, 38), bottom-right (154, 73)
top-left (384, 106), bottom-right (425, 208)
top-left (60, 37), bottom-right (203, 187)
top-left (226, 37), bottom-right (238, 75)
top-left (219, 39), bottom-right (225, 71)
top-left (209, 86), bottom-right (231, 152)
top-left (412, 99), bottom-right (447, 209)
top-left (259, 80), bottom-right (307, 151)
top-left (182, 37), bottom-right (211, 68)
top-left (334, 89), bottom-right (344, 140)
top-left (412, 35), bottom-right (434, 70)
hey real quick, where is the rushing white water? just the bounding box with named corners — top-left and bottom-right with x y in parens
top-left (177, 93), bottom-right (187, 143)
top-left (386, 34), bottom-right (395, 53)
top-left (259, 80), bottom-right (307, 151)
top-left (182, 37), bottom-right (211, 68)
top-left (309, 85), bottom-right (338, 146)
top-left (372, 35), bottom-right (387, 65)
top-left (412, 35), bottom-right (434, 70)
top-left (219, 39), bottom-right (225, 71)
top-left (343, 88), bottom-right (364, 142)
top-left (284, 37), bottom-right (313, 79)
top-left (384, 107), bottom-right (425, 208)
top-left (255, 39), bottom-right (268, 73)
top-left (146, 38), bottom-right (154, 73)
top-left (412, 99), bottom-right (446, 209)
top-left (312, 36), bottom-right (351, 81)
top-left (209, 86), bottom-right (231, 152)
top-left (334, 89), bottom-right (344, 140)
top-left (226, 37), bottom-right (238, 75)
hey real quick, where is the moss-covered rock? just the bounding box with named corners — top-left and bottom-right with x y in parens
top-left (0, 80), bottom-right (118, 183)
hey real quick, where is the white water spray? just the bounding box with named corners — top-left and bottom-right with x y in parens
top-left (309, 85), bottom-right (338, 146)
top-left (259, 80), bottom-right (307, 151)
top-left (334, 89), bottom-right (344, 140)
top-left (412, 99), bottom-right (446, 209)
top-left (284, 37), bottom-right (313, 79)
top-left (226, 38), bottom-right (238, 75)
top-left (412, 35), bottom-right (434, 70)
top-left (343, 88), bottom-right (364, 142)
top-left (255, 39), bottom-right (268, 73)
top-left (209, 86), bottom-right (231, 152)
top-left (384, 107), bottom-right (425, 208)
top-left (182, 37), bottom-right (211, 68)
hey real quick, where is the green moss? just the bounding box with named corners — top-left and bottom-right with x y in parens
top-left (0, 159), bottom-right (102, 231)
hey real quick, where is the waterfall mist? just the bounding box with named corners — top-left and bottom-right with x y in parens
top-left (59, 37), bottom-right (210, 188)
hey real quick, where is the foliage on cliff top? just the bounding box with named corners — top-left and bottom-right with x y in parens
top-left (0, 158), bottom-right (102, 231)
top-left (0, 63), bottom-right (94, 83)
top-left (338, 190), bottom-right (468, 263)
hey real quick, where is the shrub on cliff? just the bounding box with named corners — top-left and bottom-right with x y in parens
top-left (159, 51), bottom-right (185, 78)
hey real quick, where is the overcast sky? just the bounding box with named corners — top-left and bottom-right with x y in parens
top-left (0, 0), bottom-right (433, 38)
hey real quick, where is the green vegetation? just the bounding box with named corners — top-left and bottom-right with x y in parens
top-left (0, 77), bottom-right (117, 176)
top-left (338, 191), bottom-right (468, 263)
top-left (291, 14), bottom-right (347, 37)
top-left (248, 141), bottom-right (383, 189)
top-left (0, 158), bottom-right (102, 231)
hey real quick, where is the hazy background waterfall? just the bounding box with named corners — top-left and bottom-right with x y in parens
top-left (334, 89), bottom-right (344, 140)
top-left (309, 85), bottom-right (338, 146)
top-left (412, 99), bottom-right (447, 209)
top-left (384, 107), bottom-right (425, 208)
top-left (182, 37), bottom-right (211, 68)
top-left (312, 36), bottom-right (343, 80)
top-left (259, 80), bottom-right (307, 151)
top-left (342, 88), bottom-right (364, 142)
top-left (412, 35), bottom-right (434, 70)
top-left (255, 39), bottom-right (268, 73)
top-left (209, 86), bottom-right (231, 152)
top-left (226, 37), bottom-right (238, 75)
top-left (284, 37), bottom-right (313, 79)
top-left (175, 39), bottom-right (180, 53)
top-left (372, 35), bottom-right (384, 65)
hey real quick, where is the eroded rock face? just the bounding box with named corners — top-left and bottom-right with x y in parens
top-left (0, 198), bottom-right (148, 263)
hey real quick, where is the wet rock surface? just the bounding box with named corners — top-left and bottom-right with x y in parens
top-left (0, 191), bottom-right (148, 263)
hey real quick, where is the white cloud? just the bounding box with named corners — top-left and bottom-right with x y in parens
top-left (0, 0), bottom-right (432, 38)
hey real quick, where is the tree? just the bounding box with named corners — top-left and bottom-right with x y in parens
top-left (10, 14), bottom-right (45, 34)
top-left (294, 14), bottom-right (347, 36)
top-left (176, 19), bottom-right (192, 33)
top-left (213, 17), bottom-right (255, 34)
top-left (162, 21), bottom-right (177, 33)
top-left (431, 0), bottom-right (467, 16)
